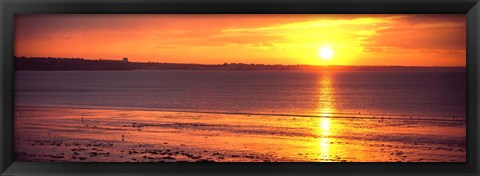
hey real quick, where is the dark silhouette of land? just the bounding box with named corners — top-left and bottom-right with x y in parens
top-left (14, 56), bottom-right (465, 71)
top-left (15, 57), bottom-right (132, 71)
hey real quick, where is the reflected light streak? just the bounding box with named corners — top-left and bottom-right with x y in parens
top-left (316, 72), bottom-right (335, 161)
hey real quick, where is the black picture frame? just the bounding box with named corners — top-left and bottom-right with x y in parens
top-left (1, 0), bottom-right (479, 175)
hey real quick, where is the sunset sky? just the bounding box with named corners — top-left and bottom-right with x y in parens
top-left (14, 14), bottom-right (466, 66)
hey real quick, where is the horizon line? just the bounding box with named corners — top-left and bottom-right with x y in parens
top-left (14, 56), bottom-right (467, 68)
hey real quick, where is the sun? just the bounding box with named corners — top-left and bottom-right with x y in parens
top-left (319, 47), bottom-right (334, 60)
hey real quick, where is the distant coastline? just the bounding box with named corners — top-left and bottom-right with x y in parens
top-left (14, 56), bottom-right (466, 71)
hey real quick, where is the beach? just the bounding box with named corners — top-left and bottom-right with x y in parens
top-left (14, 106), bottom-right (466, 162)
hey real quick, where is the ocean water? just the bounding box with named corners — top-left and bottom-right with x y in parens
top-left (14, 70), bottom-right (466, 118)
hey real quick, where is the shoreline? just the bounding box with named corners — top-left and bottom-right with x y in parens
top-left (15, 57), bottom-right (467, 71)
top-left (14, 106), bottom-right (466, 162)
top-left (15, 105), bottom-right (466, 122)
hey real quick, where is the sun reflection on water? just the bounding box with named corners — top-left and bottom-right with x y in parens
top-left (315, 72), bottom-right (336, 161)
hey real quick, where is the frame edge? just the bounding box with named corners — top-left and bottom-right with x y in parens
top-left (1, 0), bottom-right (15, 175)
top-left (466, 1), bottom-right (480, 175)
top-left (1, 0), bottom-right (480, 176)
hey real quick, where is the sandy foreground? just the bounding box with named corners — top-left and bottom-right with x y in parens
top-left (14, 107), bottom-right (466, 162)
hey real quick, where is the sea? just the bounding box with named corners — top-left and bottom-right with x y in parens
top-left (14, 70), bottom-right (466, 118)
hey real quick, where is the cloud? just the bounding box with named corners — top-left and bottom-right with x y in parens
top-left (363, 15), bottom-right (465, 51)
top-left (14, 14), bottom-right (466, 66)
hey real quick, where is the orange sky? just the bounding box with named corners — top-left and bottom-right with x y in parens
top-left (14, 14), bottom-right (466, 66)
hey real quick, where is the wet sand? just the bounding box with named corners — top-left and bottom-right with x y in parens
top-left (14, 107), bottom-right (466, 162)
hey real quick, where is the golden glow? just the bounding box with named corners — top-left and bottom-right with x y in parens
top-left (15, 14), bottom-right (466, 66)
top-left (314, 73), bottom-right (336, 161)
top-left (319, 47), bottom-right (334, 60)
top-left (320, 118), bottom-right (331, 131)
top-left (318, 117), bottom-right (331, 160)
top-left (317, 74), bottom-right (335, 115)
